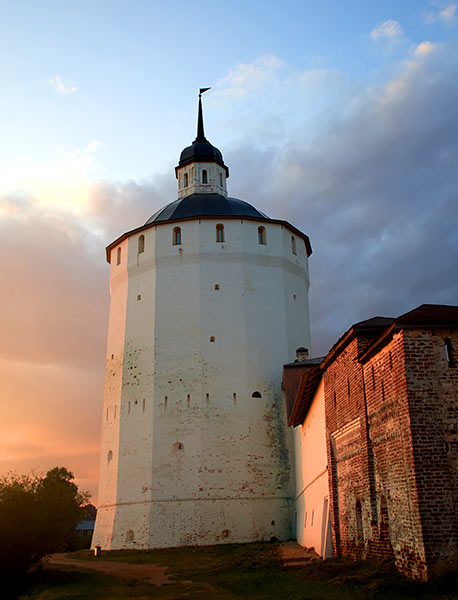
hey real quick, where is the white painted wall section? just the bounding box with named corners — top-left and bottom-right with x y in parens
top-left (294, 378), bottom-right (332, 557)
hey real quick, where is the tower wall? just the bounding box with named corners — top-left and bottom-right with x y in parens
top-left (93, 217), bottom-right (311, 549)
top-left (177, 161), bottom-right (228, 198)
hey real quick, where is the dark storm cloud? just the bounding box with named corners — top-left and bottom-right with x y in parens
top-left (227, 45), bottom-right (458, 355)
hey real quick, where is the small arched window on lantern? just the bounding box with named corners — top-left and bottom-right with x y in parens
top-left (138, 234), bottom-right (145, 254)
top-left (202, 169), bottom-right (208, 184)
top-left (258, 226), bottom-right (266, 245)
top-left (184, 173), bottom-right (188, 187)
top-left (216, 224), bottom-right (225, 243)
top-left (116, 246), bottom-right (121, 265)
top-left (291, 236), bottom-right (297, 255)
top-left (173, 226), bottom-right (182, 245)
top-left (219, 173), bottom-right (223, 187)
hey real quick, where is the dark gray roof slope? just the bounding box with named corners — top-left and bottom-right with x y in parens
top-left (145, 193), bottom-right (269, 224)
top-left (397, 304), bottom-right (458, 326)
top-left (179, 141), bottom-right (226, 170)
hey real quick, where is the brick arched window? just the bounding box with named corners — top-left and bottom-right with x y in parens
top-left (202, 169), bottom-right (208, 184)
top-left (116, 246), bottom-right (121, 265)
top-left (258, 226), bottom-right (266, 245)
top-left (138, 234), bottom-right (145, 254)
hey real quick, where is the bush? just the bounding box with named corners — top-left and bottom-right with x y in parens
top-left (0, 467), bottom-right (89, 576)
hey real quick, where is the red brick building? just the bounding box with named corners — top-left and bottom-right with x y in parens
top-left (285, 304), bottom-right (458, 580)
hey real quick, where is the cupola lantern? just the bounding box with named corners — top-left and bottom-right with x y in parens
top-left (175, 88), bottom-right (229, 199)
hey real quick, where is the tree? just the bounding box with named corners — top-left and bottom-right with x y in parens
top-left (0, 467), bottom-right (89, 576)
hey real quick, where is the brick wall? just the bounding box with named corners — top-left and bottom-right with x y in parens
top-left (402, 328), bottom-right (458, 578)
top-left (364, 332), bottom-right (426, 579)
top-left (323, 326), bottom-right (458, 580)
top-left (324, 336), bottom-right (369, 560)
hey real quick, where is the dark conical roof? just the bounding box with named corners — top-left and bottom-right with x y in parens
top-left (145, 193), bottom-right (269, 225)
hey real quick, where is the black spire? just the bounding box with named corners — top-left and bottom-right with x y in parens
top-left (177, 87), bottom-right (229, 177)
top-left (196, 88), bottom-right (210, 142)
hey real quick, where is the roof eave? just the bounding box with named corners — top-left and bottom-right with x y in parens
top-left (175, 160), bottom-right (230, 178)
top-left (288, 366), bottom-right (322, 427)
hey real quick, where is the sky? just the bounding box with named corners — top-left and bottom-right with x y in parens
top-left (1, 0), bottom-right (458, 502)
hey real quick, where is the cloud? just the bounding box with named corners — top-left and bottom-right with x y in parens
top-left (424, 2), bottom-right (457, 24)
top-left (414, 41), bottom-right (437, 55)
top-left (224, 43), bottom-right (458, 355)
top-left (370, 19), bottom-right (403, 40)
top-left (0, 141), bottom-right (103, 214)
top-left (0, 175), bottom-right (173, 500)
top-left (214, 55), bottom-right (285, 99)
top-left (211, 54), bottom-right (351, 155)
top-left (49, 75), bottom-right (78, 95)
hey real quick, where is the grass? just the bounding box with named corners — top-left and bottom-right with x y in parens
top-left (9, 542), bottom-right (458, 600)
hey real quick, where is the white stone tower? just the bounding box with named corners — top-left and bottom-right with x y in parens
top-left (92, 90), bottom-right (312, 549)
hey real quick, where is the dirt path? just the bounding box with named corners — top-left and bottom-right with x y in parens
top-left (48, 553), bottom-right (170, 586)
top-left (278, 541), bottom-right (320, 567)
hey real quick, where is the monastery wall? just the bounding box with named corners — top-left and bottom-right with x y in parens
top-left (294, 378), bottom-right (332, 556)
top-left (324, 337), bottom-right (368, 559)
top-left (323, 326), bottom-right (458, 580)
top-left (401, 329), bottom-right (458, 578)
top-left (363, 332), bottom-right (427, 579)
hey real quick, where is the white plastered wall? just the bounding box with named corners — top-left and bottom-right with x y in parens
top-left (294, 378), bottom-right (332, 557)
top-left (93, 217), bottom-right (311, 549)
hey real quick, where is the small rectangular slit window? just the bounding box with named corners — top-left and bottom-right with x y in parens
top-left (445, 338), bottom-right (454, 366)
